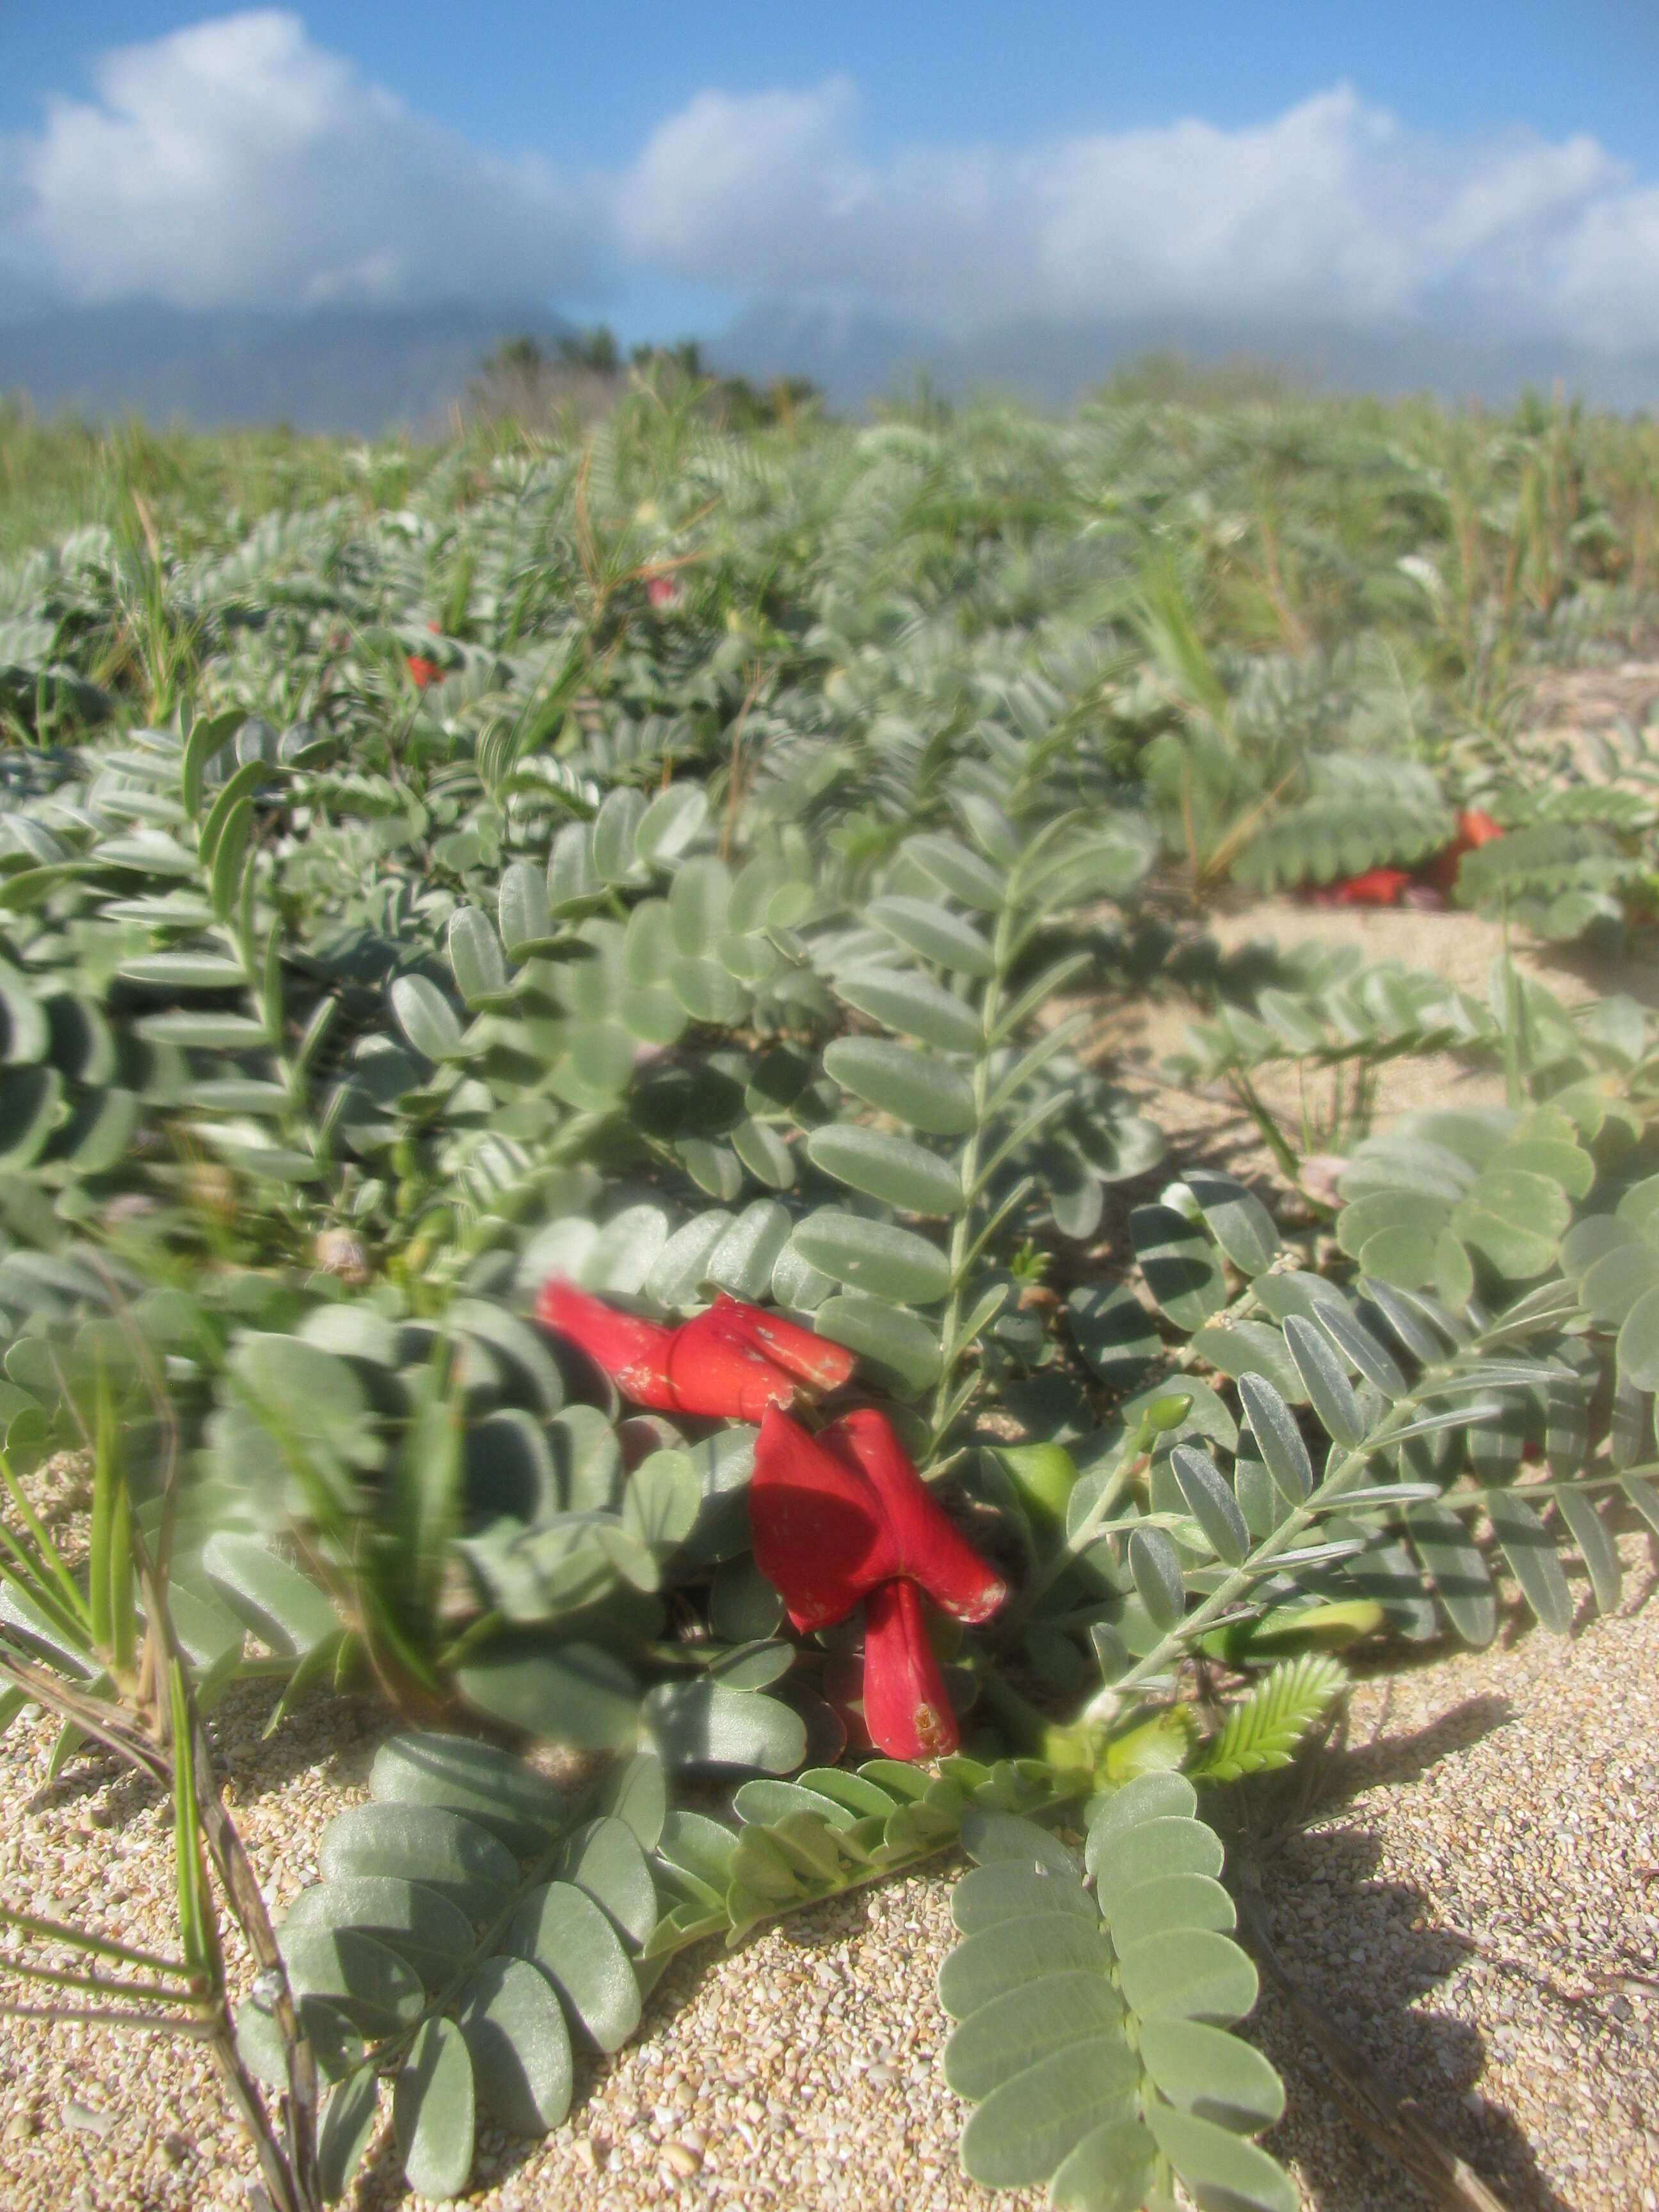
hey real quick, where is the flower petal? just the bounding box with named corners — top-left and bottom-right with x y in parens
top-left (1313, 866), bottom-right (1413, 908)
top-left (534, 1280), bottom-right (678, 1409)
top-left (705, 1294), bottom-right (857, 1393)
top-left (667, 1306), bottom-right (799, 1419)
top-left (822, 1409), bottom-right (1006, 1624)
top-left (749, 1406), bottom-right (898, 1631)
top-left (861, 1578), bottom-right (957, 1759)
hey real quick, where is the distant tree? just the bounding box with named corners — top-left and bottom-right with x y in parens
top-left (873, 371), bottom-right (954, 428)
top-left (485, 334), bottom-right (547, 377)
top-left (465, 327), bottom-right (826, 437)
top-left (712, 373), bottom-right (825, 432)
top-left (559, 326), bottom-right (620, 376)
top-left (630, 339), bottom-right (704, 381)
top-left (1100, 349), bottom-right (1300, 409)
top-left (465, 328), bottom-right (618, 433)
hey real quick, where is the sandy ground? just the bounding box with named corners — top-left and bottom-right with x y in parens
top-left (1105, 892), bottom-right (1659, 1198)
top-left (1247, 1534), bottom-right (1659, 2212)
top-left (0, 1539), bottom-right (1653, 2212)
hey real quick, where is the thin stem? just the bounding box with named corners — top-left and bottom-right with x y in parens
top-left (0, 2003), bottom-right (214, 2037)
top-left (1086, 1393), bottom-right (1425, 1726)
top-left (646, 1780), bottom-right (1092, 1966)
top-left (929, 902), bottom-right (1013, 1448)
top-left (0, 1640), bottom-right (171, 1787)
top-left (0, 1957), bottom-right (200, 2005)
top-left (0, 1903), bottom-right (190, 1977)
top-left (1003, 1451), bottom-right (1150, 1633)
top-left (0, 1454), bottom-right (88, 1627)
top-left (1226, 1068), bottom-right (1302, 1184)
top-left (1425, 1468), bottom-right (1651, 1512)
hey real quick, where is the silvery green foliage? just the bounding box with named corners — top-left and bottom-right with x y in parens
top-left (1123, 1233), bottom-right (1630, 1655)
top-left (988, 1086), bottom-right (1659, 1724)
top-left (239, 1735), bottom-right (664, 2202)
top-left (938, 1781), bottom-right (1292, 2212)
top-left (1230, 753), bottom-right (1454, 894)
top-left (3, 382), bottom-right (1658, 2208)
top-left (1162, 938), bottom-right (1648, 1100)
top-left (249, 1736), bottom-right (1094, 2202)
top-left (647, 1749), bottom-right (1079, 1959)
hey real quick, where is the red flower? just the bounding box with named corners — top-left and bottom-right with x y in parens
top-left (645, 572), bottom-right (682, 610)
top-left (1305, 814), bottom-right (1502, 908)
top-left (534, 1283), bottom-right (855, 1421)
top-left (406, 653), bottom-right (444, 690)
top-left (821, 1409), bottom-right (1007, 1626)
top-left (1311, 865), bottom-right (1413, 908)
top-left (749, 1406), bottom-right (1006, 1759)
top-left (1421, 807), bottom-right (1503, 896)
top-left (862, 1580), bottom-right (957, 1758)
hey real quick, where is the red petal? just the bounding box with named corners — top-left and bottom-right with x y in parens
top-left (749, 1407), bottom-right (897, 1631)
top-left (1459, 809), bottom-right (1503, 847)
top-left (666, 1308), bottom-right (798, 1419)
top-left (1327, 866), bottom-right (1412, 906)
top-left (534, 1281), bottom-right (678, 1410)
top-left (705, 1294), bottom-right (857, 1393)
top-left (861, 1579), bottom-right (957, 1758)
top-left (822, 1409), bottom-right (1006, 1625)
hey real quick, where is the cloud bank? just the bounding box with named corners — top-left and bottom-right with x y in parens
top-left (4, 8), bottom-right (1658, 357)
top-left (1, 11), bottom-right (593, 310)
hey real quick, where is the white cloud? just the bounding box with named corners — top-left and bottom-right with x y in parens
top-left (3, 13), bottom-right (1659, 356)
top-left (616, 81), bottom-right (1659, 350)
top-left (0, 10), bottom-right (592, 309)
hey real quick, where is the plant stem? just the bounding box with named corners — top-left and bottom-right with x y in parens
top-left (1084, 1394), bottom-right (1424, 1726)
top-left (1002, 1450), bottom-right (1149, 1633)
top-left (929, 904), bottom-right (1013, 1449)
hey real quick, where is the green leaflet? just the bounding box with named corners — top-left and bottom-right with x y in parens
top-left (239, 1730), bottom-right (662, 2200)
top-left (831, 966), bottom-right (982, 1054)
top-left (1190, 1656), bottom-right (1346, 1780)
top-left (940, 1793), bottom-right (1289, 2211)
top-left (394, 2017), bottom-right (475, 2201)
top-left (806, 1124), bottom-right (965, 1215)
top-left (1131, 1203), bottom-right (1226, 1333)
top-left (823, 1036), bottom-right (977, 1135)
top-left (788, 1207), bottom-right (952, 1305)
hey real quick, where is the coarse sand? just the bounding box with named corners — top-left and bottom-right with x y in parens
top-left (0, 1533), bottom-right (1651, 2212)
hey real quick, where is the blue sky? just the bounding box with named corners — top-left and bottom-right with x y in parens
top-left (8, 2), bottom-right (1658, 167)
top-left (3, 6), bottom-right (1658, 366)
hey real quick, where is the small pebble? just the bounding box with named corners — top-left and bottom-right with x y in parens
top-left (61, 2101), bottom-right (114, 2140)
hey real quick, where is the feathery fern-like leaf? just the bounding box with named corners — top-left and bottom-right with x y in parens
top-left (1191, 1655), bottom-right (1347, 1781)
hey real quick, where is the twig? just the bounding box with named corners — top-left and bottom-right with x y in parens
top-left (1233, 1866), bottom-right (1511, 2212)
top-left (0, 2003), bottom-right (214, 2035)
top-left (720, 665), bottom-right (767, 860)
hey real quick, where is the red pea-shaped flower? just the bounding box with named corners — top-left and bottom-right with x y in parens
top-left (535, 1283), bottom-right (855, 1421)
top-left (749, 1406), bottom-right (1006, 1759)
